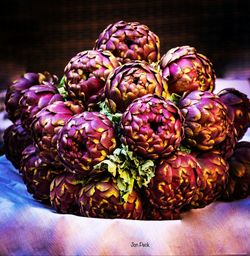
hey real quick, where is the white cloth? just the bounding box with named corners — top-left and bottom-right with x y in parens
top-left (0, 155), bottom-right (250, 255)
top-left (0, 79), bottom-right (250, 256)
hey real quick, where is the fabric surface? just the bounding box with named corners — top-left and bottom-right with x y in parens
top-left (0, 79), bottom-right (249, 256)
top-left (0, 154), bottom-right (250, 256)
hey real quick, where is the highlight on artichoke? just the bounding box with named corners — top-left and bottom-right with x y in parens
top-left (2, 20), bottom-right (250, 220)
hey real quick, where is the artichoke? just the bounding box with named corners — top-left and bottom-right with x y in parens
top-left (3, 119), bottom-right (33, 169)
top-left (50, 173), bottom-right (84, 214)
top-left (19, 83), bottom-right (63, 130)
top-left (220, 141), bottom-right (250, 201)
top-left (212, 124), bottom-right (238, 159)
top-left (178, 90), bottom-right (230, 151)
top-left (189, 152), bottom-right (229, 209)
top-left (5, 72), bottom-right (58, 122)
top-left (159, 45), bottom-right (216, 95)
top-left (57, 111), bottom-right (117, 176)
top-left (217, 88), bottom-right (250, 140)
top-left (31, 100), bottom-right (83, 165)
top-left (143, 204), bottom-right (181, 220)
top-left (78, 175), bottom-right (143, 219)
top-left (105, 61), bottom-right (169, 113)
top-left (64, 49), bottom-right (120, 108)
top-left (143, 151), bottom-right (202, 219)
top-left (94, 20), bottom-right (160, 64)
top-left (120, 94), bottom-right (184, 159)
top-left (20, 145), bottom-right (65, 203)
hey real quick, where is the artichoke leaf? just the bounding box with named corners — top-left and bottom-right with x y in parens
top-left (57, 76), bottom-right (69, 99)
top-left (93, 144), bottom-right (156, 202)
top-left (98, 100), bottom-right (122, 124)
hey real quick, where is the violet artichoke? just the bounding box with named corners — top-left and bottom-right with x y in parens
top-left (64, 49), bottom-right (120, 108)
top-left (120, 94), bottom-right (184, 159)
top-left (178, 90), bottom-right (230, 151)
top-left (105, 61), bottom-right (169, 113)
top-left (159, 45), bottom-right (216, 95)
top-left (94, 20), bottom-right (160, 64)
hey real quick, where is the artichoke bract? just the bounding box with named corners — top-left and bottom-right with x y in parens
top-left (19, 84), bottom-right (63, 130)
top-left (159, 45), bottom-right (216, 95)
top-left (20, 145), bottom-right (65, 203)
top-left (64, 49), bottom-right (120, 108)
top-left (50, 173), bottom-right (84, 214)
top-left (189, 152), bottom-right (229, 209)
top-left (143, 151), bottom-right (202, 218)
top-left (5, 72), bottom-right (58, 122)
top-left (31, 101), bottom-right (84, 165)
top-left (105, 61), bottom-right (169, 113)
top-left (94, 20), bottom-right (160, 64)
top-left (3, 119), bottom-right (33, 169)
top-left (220, 141), bottom-right (250, 201)
top-left (120, 94), bottom-right (184, 159)
top-left (57, 111), bottom-right (117, 176)
top-left (78, 175), bottom-right (143, 219)
top-left (217, 88), bottom-right (250, 140)
top-left (178, 90), bottom-right (230, 151)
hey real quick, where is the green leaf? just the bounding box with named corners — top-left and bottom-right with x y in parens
top-left (93, 144), bottom-right (156, 202)
top-left (169, 93), bottom-right (181, 105)
top-left (98, 100), bottom-right (122, 125)
top-left (57, 76), bottom-right (68, 99)
top-left (178, 144), bottom-right (192, 154)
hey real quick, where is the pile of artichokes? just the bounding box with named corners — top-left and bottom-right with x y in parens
top-left (3, 20), bottom-right (250, 220)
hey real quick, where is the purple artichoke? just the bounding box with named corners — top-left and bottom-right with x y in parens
top-left (50, 173), bottom-right (84, 214)
top-left (78, 175), bottom-right (143, 219)
top-left (5, 72), bottom-right (58, 122)
top-left (178, 90), bottom-right (230, 151)
top-left (64, 49), bottom-right (120, 108)
top-left (57, 111), bottom-right (117, 176)
top-left (120, 94), bottom-right (184, 159)
top-left (20, 145), bottom-right (65, 203)
top-left (143, 151), bottom-right (202, 219)
top-left (189, 152), bottom-right (229, 209)
top-left (19, 83), bottom-right (63, 130)
top-left (217, 88), bottom-right (250, 140)
top-left (211, 124), bottom-right (238, 159)
top-left (31, 101), bottom-right (84, 165)
top-left (94, 20), bottom-right (160, 64)
top-left (105, 61), bottom-right (169, 113)
top-left (3, 119), bottom-right (33, 169)
top-left (220, 141), bottom-right (250, 201)
top-left (159, 45), bottom-right (216, 95)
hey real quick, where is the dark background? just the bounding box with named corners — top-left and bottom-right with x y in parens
top-left (0, 0), bottom-right (250, 89)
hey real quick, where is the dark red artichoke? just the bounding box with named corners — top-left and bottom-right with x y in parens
top-left (159, 45), bottom-right (216, 95)
top-left (31, 100), bottom-right (83, 165)
top-left (78, 175), bottom-right (143, 219)
top-left (3, 119), bottom-right (33, 169)
top-left (219, 141), bottom-right (250, 201)
top-left (20, 145), bottom-right (65, 203)
top-left (211, 124), bottom-right (238, 159)
top-left (178, 90), bottom-right (230, 151)
top-left (143, 151), bottom-right (202, 219)
top-left (217, 88), bottom-right (250, 140)
top-left (19, 83), bottom-right (63, 130)
top-left (105, 61), bottom-right (169, 113)
top-left (94, 20), bottom-right (160, 64)
top-left (5, 72), bottom-right (58, 122)
top-left (189, 152), bottom-right (229, 209)
top-left (64, 49), bottom-right (120, 108)
top-left (50, 173), bottom-right (84, 214)
top-left (120, 94), bottom-right (184, 159)
top-left (57, 111), bottom-right (117, 176)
